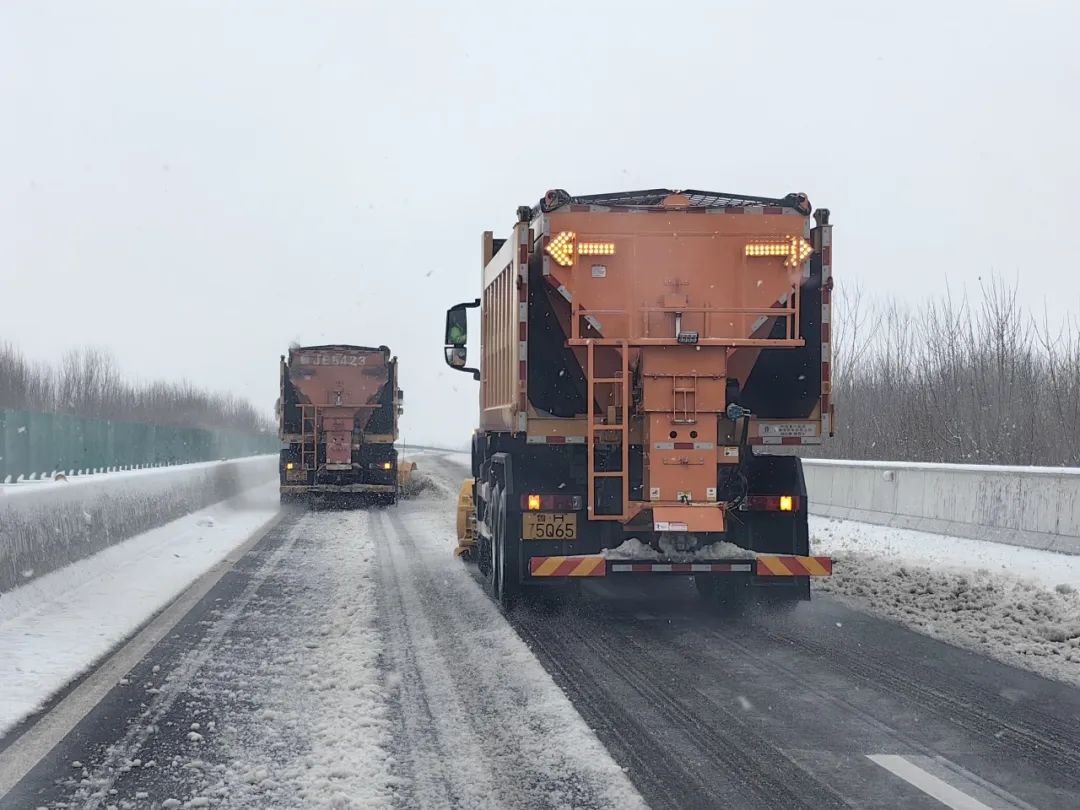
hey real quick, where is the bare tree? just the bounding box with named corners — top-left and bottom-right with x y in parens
top-left (0, 342), bottom-right (271, 432)
top-left (819, 277), bottom-right (1080, 467)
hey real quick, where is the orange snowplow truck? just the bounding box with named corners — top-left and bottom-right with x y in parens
top-left (445, 189), bottom-right (834, 608)
top-left (278, 344), bottom-right (403, 504)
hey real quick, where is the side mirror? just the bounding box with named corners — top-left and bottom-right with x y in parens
top-left (446, 306), bottom-right (468, 347)
top-left (444, 300), bottom-right (481, 380)
top-left (445, 345), bottom-right (468, 369)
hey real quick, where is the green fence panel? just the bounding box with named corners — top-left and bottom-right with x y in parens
top-left (27, 412), bottom-right (48, 477)
top-left (5, 410), bottom-right (32, 480)
top-left (0, 408), bottom-right (275, 482)
top-left (107, 419), bottom-right (123, 468)
top-left (0, 410), bottom-right (7, 482)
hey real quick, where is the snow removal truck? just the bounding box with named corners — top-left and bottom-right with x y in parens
top-left (444, 188), bottom-right (834, 608)
top-left (278, 344), bottom-right (405, 504)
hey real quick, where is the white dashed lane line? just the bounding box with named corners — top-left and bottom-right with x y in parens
top-left (867, 754), bottom-right (1033, 810)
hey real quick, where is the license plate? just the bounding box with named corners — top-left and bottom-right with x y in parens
top-left (522, 512), bottom-right (577, 540)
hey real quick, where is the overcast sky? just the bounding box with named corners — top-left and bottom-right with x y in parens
top-left (2, 1), bottom-right (1077, 445)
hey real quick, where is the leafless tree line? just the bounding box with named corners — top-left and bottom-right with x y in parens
top-left (823, 277), bottom-right (1080, 466)
top-left (0, 344), bottom-right (272, 433)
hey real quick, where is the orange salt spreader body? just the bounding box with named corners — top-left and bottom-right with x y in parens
top-left (444, 189), bottom-right (834, 608)
top-left (278, 344), bottom-right (404, 504)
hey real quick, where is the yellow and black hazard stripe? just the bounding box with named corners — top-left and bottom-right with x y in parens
top-left (755, 555), bottom-right (832, 577)
top-left (528, 555), bottom-right (606, 577)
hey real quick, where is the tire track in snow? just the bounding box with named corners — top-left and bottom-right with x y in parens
top-left (752, 620), bottom-right (1080, 779)
top-left (377, 501), bottom-right (646, 810)
top-left (205, 507), bottom-right (396, 808)
top-left (64, 512), bottom-right (303, 808)
top-left (526, 613), bottom-right (848, 810)
top-left (376, 510), bottom-right (490, 808)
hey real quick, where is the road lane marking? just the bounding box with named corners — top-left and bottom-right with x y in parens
top-left (0, 510), bottom-right (285, 801)
top-left (867, 755), bottom-right (994, 810)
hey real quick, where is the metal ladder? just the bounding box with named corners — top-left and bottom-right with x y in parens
top-left (586, 340), bottom-right (630, 520)
top-left (672, 373), bottom-right (699, 425)
top-left (300, 405), bottom-right (319, 471)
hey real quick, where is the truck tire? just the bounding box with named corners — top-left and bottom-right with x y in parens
top-left (492, 484), bottom-right (520, 610)
top-left (694, 575), bottom-right (751, 616)
top-left (486, 484), bottom-right (504, 597)
top-left (758, 585), bottom-right (804, 613)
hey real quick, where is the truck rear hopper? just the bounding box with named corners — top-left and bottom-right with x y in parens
top-left (445, 189), bottom-right (834, 608)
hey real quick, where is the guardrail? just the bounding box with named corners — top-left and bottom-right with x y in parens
top-left (395, 446), bottom-right (1080, 555)
top-left (802, 459), bottom-right (1080, 555)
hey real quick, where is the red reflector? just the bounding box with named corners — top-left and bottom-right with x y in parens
top-left (745, 495), bottom-right (801, 512)
top-left (519, 493), bottom-right (584, 511)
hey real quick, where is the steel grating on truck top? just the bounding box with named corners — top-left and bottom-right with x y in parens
top-left (533, 188), bottom-right (810, 215)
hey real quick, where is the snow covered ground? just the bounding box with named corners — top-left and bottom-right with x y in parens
top-left (0, 482), bottom-right (280, 736)
top-left (43, 455), bottom-right (645, 809)
top-left (373, 459), bottom-right (645, 810)
top-left (812, 516), bottom-right (1080, 686)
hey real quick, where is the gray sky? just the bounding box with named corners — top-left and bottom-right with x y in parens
top-left (2, 1), bottom-right (1077, 445)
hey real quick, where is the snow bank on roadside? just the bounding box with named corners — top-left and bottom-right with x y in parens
top-left (0, 455), bottom-right (276, 592)
top-left (812, 517), bottom-right (1080, 592)
top-left (812, 517), bottom-right (1080, 687)
top-left (0, 482), bottom-right (280, 736)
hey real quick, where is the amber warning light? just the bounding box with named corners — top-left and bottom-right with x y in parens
top-left (545, 232), bottom-right (616, 266)
top-left (745, 236), bottom-right (813, 268)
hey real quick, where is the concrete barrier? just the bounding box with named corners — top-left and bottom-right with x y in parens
top-left (0, 456), bottom-right (277, 592)
top-left (803, 459), bottom-right (1080, 555)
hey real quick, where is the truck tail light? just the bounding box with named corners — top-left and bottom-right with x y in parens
top-left (521, 493), bottom-right (584, 511)
top-left (745, 495), bottom-right (801, 512)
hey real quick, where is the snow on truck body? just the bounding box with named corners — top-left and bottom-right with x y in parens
top-left (444, 189), bottom-right (834, 606)
top-left (278, 344), bottom-right (404, 502)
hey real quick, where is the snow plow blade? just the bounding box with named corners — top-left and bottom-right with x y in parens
top-left (455, 478), bottom-right (477, 559)
top-left (398, 460), bottom-right (417, 488)
top-left (527, 554), bottom-right (832, 578)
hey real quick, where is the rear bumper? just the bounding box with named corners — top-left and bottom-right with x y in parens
top-left (527, 554), bottom-right (832, 579)
top-left (280, 483), bottom-right (397, 494)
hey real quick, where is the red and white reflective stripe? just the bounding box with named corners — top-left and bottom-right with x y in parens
top-left (526, 435), bottom-right (587, 445)
top-left (609, 562), bottom-right (753, 573)
top-left (653, 442), bottom-right (715, 450)
top-left (747, 436), bottom-right (822, 446)
top-left (543, 272), bottom-right (572, 302)
top-left (518, 224), bottom-right (529, 432)
top-left (538, 216), bottom-right (553, 279)
top-left (819, 222), bottom-right (833, 436)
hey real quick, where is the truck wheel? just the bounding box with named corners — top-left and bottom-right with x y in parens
top-left (756, 579), bottom-right (808, 613)
top-left (695, 575), bottom-right (751, 616)
top-left (487, 484), bottom-right (504, 596)
top-left (694, 574), bottom-right (716, 599)
top-left (493, 485), bottom-right (520, 610)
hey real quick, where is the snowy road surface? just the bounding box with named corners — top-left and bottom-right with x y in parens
top-left (0, 483), bottom-right (281, 737)
top-left (3, 452), bottom-right (1080, 808)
